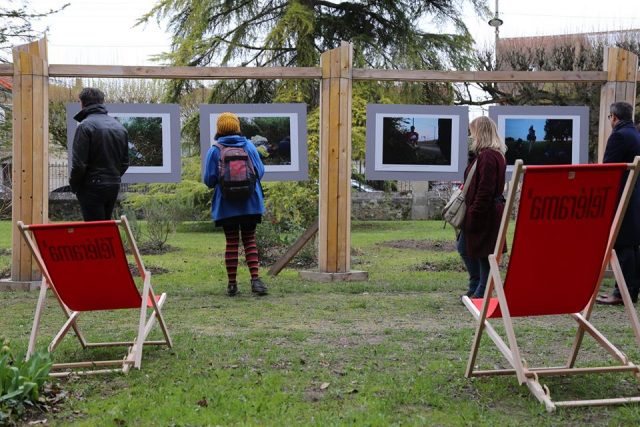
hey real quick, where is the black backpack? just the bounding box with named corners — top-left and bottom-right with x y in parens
top-left (214, 142), bottom-right (257, 201)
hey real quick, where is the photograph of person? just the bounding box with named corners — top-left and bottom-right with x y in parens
top-left (489, 106), bottom-right (589, 171)
top-left (381, 116), bottom-right (453, 166)
top-left (238, 116), bottom-right (293, 166)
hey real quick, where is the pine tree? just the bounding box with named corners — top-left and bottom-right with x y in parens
top-left (139, 0), bottom-right (489, 102)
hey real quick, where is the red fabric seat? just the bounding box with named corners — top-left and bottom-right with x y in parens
top-left (472, 163), bottom-right (626, 318)
top-left (28, 220), bottom-right (142, 311)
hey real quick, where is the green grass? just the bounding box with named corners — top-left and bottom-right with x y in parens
top-left (1, 220), bottom-right (640, 426)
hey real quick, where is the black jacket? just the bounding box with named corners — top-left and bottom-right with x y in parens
top-left (69, 104), bottom-right (129, 192)
top-left (604, 120), bottom-right (640, 247)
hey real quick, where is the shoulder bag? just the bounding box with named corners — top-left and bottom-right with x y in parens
top-left (442, 160), bottom-right (478, 230)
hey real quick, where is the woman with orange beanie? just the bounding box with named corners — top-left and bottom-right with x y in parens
top-left (203, 112), bottom-right (268, 296)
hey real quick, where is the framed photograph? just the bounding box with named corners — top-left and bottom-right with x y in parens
top-left (365, 104), bottom-right (469, 181)
top-left (489, 106), bottom-right (589, 172)
top-left (199, 103), bottom-right (308, 181)
top-left (66, 103), bottom-right (181, 183)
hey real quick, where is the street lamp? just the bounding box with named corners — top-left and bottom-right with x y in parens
top-left (488, 0), bottom-right (503, 67)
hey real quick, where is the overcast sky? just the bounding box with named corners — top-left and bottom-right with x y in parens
top-left (23, 0), bottom-right (640, 65)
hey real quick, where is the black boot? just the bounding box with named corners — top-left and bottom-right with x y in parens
top-left (227, 282), bottom-right (238, 296)
top-left (251, 278), bottom-right (268, 296)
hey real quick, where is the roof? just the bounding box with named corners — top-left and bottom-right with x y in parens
top-left (0, 77), bottom-right (11, 90)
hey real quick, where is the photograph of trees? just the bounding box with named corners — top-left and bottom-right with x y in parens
top-left (115, 116), bottom-right (164, 167)
top-left (238, 116), bottom-right (292, 166)
top-left (504, 118), bottom-right (573, 165)
top-left (381, 116), bottom-right (452, 166)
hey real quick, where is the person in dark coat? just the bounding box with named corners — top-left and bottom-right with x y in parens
top-left (458, 116), bottom-right (507, 299)
top-left (596, 102), bottom-right (640, 305)
top-left (70, 88), bottom-right (129, 221)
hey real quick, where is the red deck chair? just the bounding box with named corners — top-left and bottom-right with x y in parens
top-left (462, 158), bottom-right (640, 412)
top-left (18, 216), bottom-right (172, 377)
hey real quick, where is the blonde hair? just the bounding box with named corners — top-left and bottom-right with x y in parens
top-left (469, 116), bottom-right (506, 155)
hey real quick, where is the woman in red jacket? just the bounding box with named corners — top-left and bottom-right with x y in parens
top-left (458, 116), bottom-right (507, 299)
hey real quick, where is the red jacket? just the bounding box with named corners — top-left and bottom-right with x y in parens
top-left (463, 149), bottom-right (506, 258)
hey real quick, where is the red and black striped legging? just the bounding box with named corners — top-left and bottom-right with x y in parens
top-left (222, 223), bottom-right (260, 284)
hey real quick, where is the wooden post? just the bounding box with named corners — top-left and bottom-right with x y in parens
top-left (2, 38), bottom-right (49, 290)
top-left (300, 42), bottom-right (367, 282)
top-left (598, 47), bottom-right (638, 163)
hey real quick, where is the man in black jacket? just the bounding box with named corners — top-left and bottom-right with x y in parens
top-left (70, 88), bottom-right (129, 221)
top-left (597, 101), bottom-right (640, 305)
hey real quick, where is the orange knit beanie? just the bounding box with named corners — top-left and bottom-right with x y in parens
top-left (216, 112), bottom-right (241, 135)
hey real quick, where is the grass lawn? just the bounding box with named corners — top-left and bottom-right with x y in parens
top-left (1, 220), bottom-right (640, 426)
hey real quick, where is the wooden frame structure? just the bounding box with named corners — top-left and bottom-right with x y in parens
top-left (1, 39), bottom-right (637, 286)
top-left (462, 158), bottom-right (640, 411)
top-left (18, 216), bottom-right (172, 377)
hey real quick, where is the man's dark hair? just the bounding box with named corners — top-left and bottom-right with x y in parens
top-left (79, 87), bottom-right (105, 107)
top-left (610, 101), bottom-right (633, 122)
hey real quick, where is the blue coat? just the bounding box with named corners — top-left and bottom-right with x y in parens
top-left (203, 135), bottom-right (265, 221)
top-left (604, 120), bottom-right (640, 247)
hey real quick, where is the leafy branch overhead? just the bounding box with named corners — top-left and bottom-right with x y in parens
top-left (139, 0), bottom-right (489, 70)
top-left (0, 2), bottom-right (69, 59)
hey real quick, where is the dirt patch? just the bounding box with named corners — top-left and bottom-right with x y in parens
top-left (7, 382), bottom-right (70, 426)
top-left (259, 245), bottom-right (317, 269)
top-left (380, 240), bottom-right (456, 252)
top-left (414, 260), bottom-right (466, 272)
top-left (352, 223), bottom-right (397, 232)
top-left (303, 389), bottom-right (326, 402)
top-left (136, 243), bottom-right (178, 256)
top-left (0, 266), bottom-right (9, 279)
top-left (128, 263), bottom-right (170, 276)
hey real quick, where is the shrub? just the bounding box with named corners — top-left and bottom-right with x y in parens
top-left (256, 212), bottom-right (317, 268)
top-left (262, 181), bottom-right (317, 231)
top-left (116, 205), bottom-right (143, 243)
top-left (0, 339), bottom-right (52, 422)
top-left (141, 197), bottom-right (186, 251)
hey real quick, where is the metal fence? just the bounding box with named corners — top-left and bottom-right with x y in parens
top-left (1, 161), bottom-right (141, 194)
top-left (1, 161), bottom-right (137, 194)
top-left (49, 160), bottom-right (68, 191)
top-left (1, 161), bottom-right (70, 195)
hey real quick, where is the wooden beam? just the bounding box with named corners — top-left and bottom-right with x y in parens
top-left (0, 64), bottom-right (625, 82)
top-left (0, 63), bottom-right (11, 76)
top-left (268, 219), bottom-right (319, 277)
top-left (304, 42), bottom-right (367, 281)
top-left (8, 38), bottom-right (49, 285)
top-left (318, 43), bottom-right (353, 273)
top-left (48, 64), bottom-right (322, 79)
top-left (337, 42), bottom-right (352, 272)
top-left (353, 69), bottom-right (610, 82)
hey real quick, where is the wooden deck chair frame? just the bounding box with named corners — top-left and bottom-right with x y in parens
top-left (18, 216), bottom-right (173, 377)
top-left (462, 157), bottom-right (640, 412)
